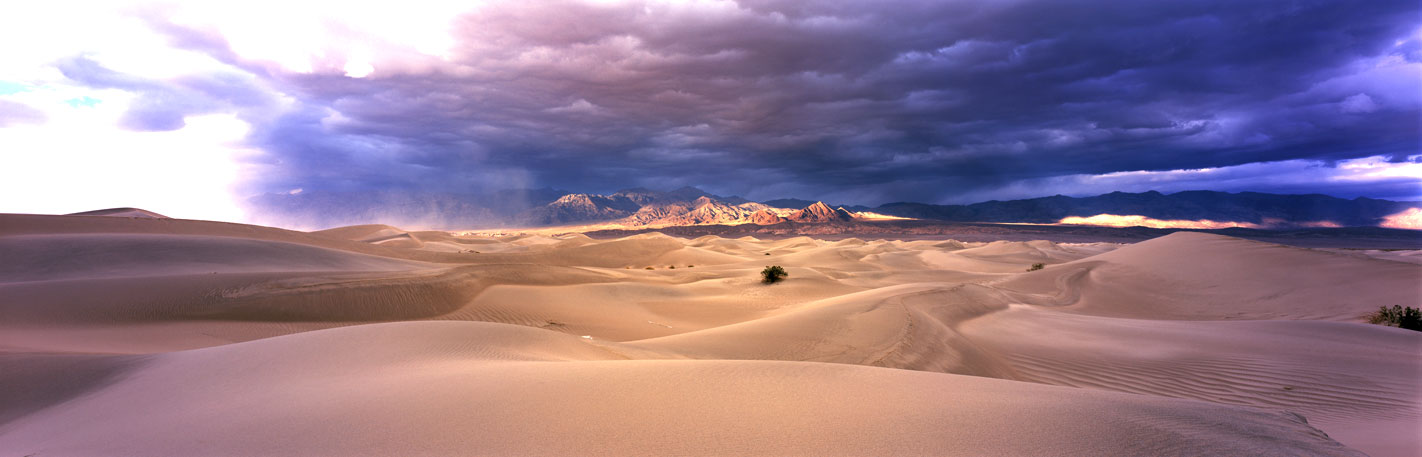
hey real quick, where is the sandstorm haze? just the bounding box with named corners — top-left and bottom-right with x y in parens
top-left (1, 0), bottom-right (1420, 225)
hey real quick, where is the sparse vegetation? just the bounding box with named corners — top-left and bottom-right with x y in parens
top-left (644, 266), bottom-right (655, 270)
top-left (687, 265), bottom-right (694, 268)
top-left (669, 265), bottom-right (676, 269)
top-left (1027, 263), bottom-right (1044, 272)
top-left (765, 252), bottom-right (771, 256)
top-left (1368, 305), bottom-right (1421, 331)
top-left (761, 265), bottom-right (788, 284)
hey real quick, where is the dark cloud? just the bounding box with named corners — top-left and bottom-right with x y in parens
top-left (141, 0), bottom-right (1422, 204)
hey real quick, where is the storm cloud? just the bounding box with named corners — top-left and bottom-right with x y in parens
top-left (57, 0), bottom-right (1422, 204)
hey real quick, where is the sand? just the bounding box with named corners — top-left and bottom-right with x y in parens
top-left (1, 213), bottom-right (1417, 456)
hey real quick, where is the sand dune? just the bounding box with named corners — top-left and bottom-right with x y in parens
top-left (0, 233), bottom-right (429, 282)
top-left (1, 213), bottom-right (1416, 456)
top-left (996, 232), bottom-right (1419, 320)
top-left (0, 322), bottom-right (1366, 457)
top-left (959, 306), bottom-right (1420, 455)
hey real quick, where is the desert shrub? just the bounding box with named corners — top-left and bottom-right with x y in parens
top-left (765, 252), bottom-right (771, 256)
top-left (644, 266), bottom-right (654, 270)
top-left (1027, 263), bottom-right (1044, 272)
top-left (1368, 305), bottom-right (1421, 331)
top-left (669, 265), bottom-right (676, 269)
top-left (761, 265), bottom-right (788, 284)
top-left (687, 265), bottom-right (695, 268)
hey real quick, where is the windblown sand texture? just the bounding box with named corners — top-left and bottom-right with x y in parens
top-left (2, 213), bottom-right (1418, 456)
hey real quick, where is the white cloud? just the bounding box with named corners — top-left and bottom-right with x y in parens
top-left (547, 99), bottom-right (601, 114)
top-left (344, 59), bottom-right (375, 78)
top-left (1332, 155), bottom-right (1422, 181)
top-left (0, 85), bottom-right (254, 221)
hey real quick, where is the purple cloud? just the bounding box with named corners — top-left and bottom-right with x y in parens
top-left (61, 0), bottom-right (1422, 206)
top-left (0, 100), bottom-right (47, 127)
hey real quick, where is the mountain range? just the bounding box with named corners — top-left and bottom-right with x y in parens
top-left (247, 187), bottom-right (1420, 230)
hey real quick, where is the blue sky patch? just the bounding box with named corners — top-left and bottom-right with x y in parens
top-left (64, 96), bottom-right (102, 108)
top-left (0, 81), bottom-right (31, 95)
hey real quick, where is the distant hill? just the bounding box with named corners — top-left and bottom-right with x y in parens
top-left (762, 199), bottom-right (873, 212)
top-left (786, 202), bottom-right (855, 223)
top-left (521, 193), bottom-right (642, 226)
top-left (874, 191), bottom-right (1418, 228)
top-left (244, 187), bottom-right (1420, 230)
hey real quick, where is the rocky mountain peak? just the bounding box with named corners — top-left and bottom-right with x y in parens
top-left (692, 196), bottom-right (717, 208)
top-left (787, 201), bottom-right (854, 222)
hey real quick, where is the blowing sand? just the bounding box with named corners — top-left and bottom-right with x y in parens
top-left (1, 213), bottom-right (1417, 456)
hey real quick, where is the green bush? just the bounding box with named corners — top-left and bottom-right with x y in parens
top-left (1368, 305), bottom-right (1421, 331)
top-left (1027, 263), bottom-right (1044, 272)
top-left (761, 265), bottom-right (788, 284)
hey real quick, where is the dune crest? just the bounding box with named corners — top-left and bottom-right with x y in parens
top-left (66, 207), bottom-right (170, 218)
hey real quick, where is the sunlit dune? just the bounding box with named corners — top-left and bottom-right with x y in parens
top-left (1059, 214), bottom-right (1262, 229)
top-left (1381, 207), bottom-right (1422, 230)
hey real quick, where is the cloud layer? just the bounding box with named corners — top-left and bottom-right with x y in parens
top-left (2, 0), bottom-right (1419, 220)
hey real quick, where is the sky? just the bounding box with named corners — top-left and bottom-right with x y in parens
top-left (0, 0), bottom-right (1419, 223)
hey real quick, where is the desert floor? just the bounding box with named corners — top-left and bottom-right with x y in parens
top-left (1, 213), bottom-right (1418, 456)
